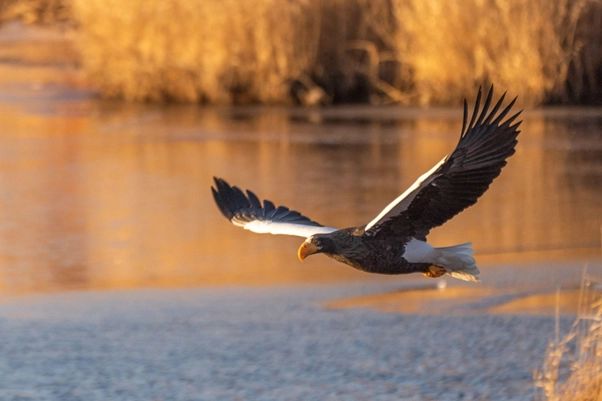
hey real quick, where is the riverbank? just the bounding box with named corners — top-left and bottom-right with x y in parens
top-left (2, 2), bottom-right (602, 105)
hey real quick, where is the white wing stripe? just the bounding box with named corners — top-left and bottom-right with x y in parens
top-left (238, 220), bottom-right (337, 237)
top-left (365, 156), bottom-right (447, 231)
top-left (212, 177), bottom-right (338, 238)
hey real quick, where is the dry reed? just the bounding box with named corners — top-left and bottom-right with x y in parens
top-left (535, 276), bottom-right (602, 401)
top-left (72, 0), bottom-right (333, 103)
top-left (68, 0), bottom-right (601, 105)
top-left (389, 0), bottom-right (596, 105)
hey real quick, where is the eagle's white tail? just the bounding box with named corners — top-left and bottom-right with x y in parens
top-left (403, 239), bottom-right (480, 282)
top-left (434, 242), bottom-right (479, 282)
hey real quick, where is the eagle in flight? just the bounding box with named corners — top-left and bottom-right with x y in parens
top-left (212, 87), bottom-right (521, 282)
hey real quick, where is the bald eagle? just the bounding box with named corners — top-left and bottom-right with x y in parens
top-left (211, 87), bottom-right (521, 282)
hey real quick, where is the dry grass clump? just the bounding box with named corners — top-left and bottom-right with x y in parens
top-left (535, 277), bottom-right (602, 401)
top-left (389, 0), bottom-right (596, 105)
top-left (72, 0), bottom-right (383, 104)
top-left (73, 0), bottom-right (308, 103)
top-left (70, 0), bottom-right (601, 105)
top-left (72, 0), bottom-right (397, 104)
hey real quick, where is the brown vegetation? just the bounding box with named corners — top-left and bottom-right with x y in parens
top-left (3, 0), bottom-right (602, 105)
top-left (389, 0), bottom-right (600, 105)
top-left (71, 0), bottom-right (602, 105)
top-left (0, 0), bottom-right (70, 25)
top-left (535, 277), bottom-right (602, 401)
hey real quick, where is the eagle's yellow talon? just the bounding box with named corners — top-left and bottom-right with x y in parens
top-left (424, 265), bottom-right (446, 278)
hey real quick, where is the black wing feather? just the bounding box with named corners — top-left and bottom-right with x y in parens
top-left (366, 86), bottom-right (522, 240)
top-left (212, 177), bottom-right (325, 227)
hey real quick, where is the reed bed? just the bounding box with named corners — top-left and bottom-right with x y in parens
top-left (390, 0), bottom-right (598, 105)
top-left (41, 0), bottom-right (602, 104)
top-left (72, 0), bottom-right (337, 103)
top-left (535, 276), bottom-right (602, 401)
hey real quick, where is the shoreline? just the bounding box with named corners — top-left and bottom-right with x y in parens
top-left (2, 255), bottom-right (601, 317)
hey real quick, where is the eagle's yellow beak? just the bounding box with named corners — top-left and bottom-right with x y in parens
top-left (297, 240), bottom-right (319, 261)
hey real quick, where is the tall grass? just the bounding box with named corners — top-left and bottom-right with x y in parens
top-left (389, 0), bottom-right (597, 105)
top-left (74, 0), bottom-right (300, 102)
top-left (535, 277), bottom-right (602, 401)
top-left (70, 0), bottom-right (601, 105)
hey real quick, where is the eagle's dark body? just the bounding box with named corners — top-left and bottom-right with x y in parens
top-left (211, 87), bottom-right (522, 282)
top-left (312, 229), bottom-right (429, 274)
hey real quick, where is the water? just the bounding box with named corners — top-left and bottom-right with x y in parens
top-left (0, 78), bottom-right (600, 295)
top-left (0, 285), bottom-right (567, 401)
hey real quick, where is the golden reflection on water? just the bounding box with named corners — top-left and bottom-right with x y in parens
top-left (0, 98), bottom-right (600, 295)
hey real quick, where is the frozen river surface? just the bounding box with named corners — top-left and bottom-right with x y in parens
top-left (0, 284), bottom-right (561, 401)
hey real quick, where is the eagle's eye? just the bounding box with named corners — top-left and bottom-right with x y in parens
top-left (311, 236), bottom-right (324, 248)
top-left (313, 236), bottom-right (333, 252)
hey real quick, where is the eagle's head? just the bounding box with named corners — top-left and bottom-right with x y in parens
top-left (297, 235), bottom-right (336, 261)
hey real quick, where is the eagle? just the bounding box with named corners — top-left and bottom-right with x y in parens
top-left (211, 87), bottom-right (521, 282)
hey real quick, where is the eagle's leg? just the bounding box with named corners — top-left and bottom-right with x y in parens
top-left (423, 265), bottom-right (446, 278)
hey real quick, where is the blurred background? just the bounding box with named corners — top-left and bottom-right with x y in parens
top-left (0, 1), bottom-right (600, 401)
top-left (0, 0), bottom-right (599, 294)
top-left (1, 0), bottom-right (601, 105)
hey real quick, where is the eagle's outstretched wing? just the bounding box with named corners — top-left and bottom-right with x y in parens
top-left (365, 86), bottom-right (522, 240)
top-left (212, 177), bottom-right (337, 238)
